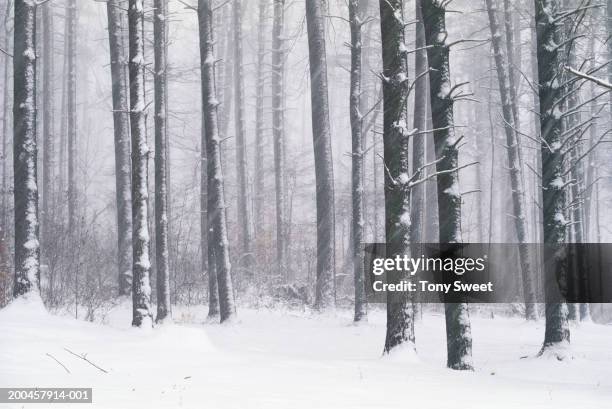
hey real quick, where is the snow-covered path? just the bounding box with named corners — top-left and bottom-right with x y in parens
top-left (1, 299), bottom-right (611, 408)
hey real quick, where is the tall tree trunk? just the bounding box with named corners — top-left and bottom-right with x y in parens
top-left (485, 0), bottom-right (537, 321)
top-left (349, 0), bottom-right (366, 323)
top-left (154, 0), bottom-right (171, 322)
top-left (379, 0), bottom-right (414, 353)
top-left (411, 0), bottom-right (427, 245)
top-left (272, 0), bottom-right (287, 280)
top-left (199, 0), bottom-right (236, 323)
top-left (232, 0), bottom-right (253, 269)
top-left (13, 0), bottom-right (40, 298)
top-left (128, 0), bottom-right (153, 328)
top-left (253, 0), bottom-right (267, 242)
top-left (106, 0), bottom-right (133, 297)
top-left (305, 0), bottom-right (335, 310)
top-left (41, 1), bottom-right (53, 255)
top-left (422, 0), bottom-right (473, 370)
top-left (534, 0), bottom-right (570, 356)
top-left (2, 1), bottom-right (12, 235)
top-left (67, 0), bottom-right (77, 232)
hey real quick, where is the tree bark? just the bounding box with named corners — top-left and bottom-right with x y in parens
top-left (13, 0), bottom-right (40, 298)
top-left (2, 1), bottom-right (12, 236)
top-left (422, 0), bottom-right (473, 370)
top-left (349, 0), bottom-right (366, 323)
top-left (305, 0), bottom-right (335, 310)
top-left (379, 0), bottom-right (414, 353)
top-left (41, 1), bottom-right (54, 255)
top-left (253, 0), bottom-right (267, 241)
top-left (534, 0), bottom-right (570, 356)
top-left (106, 0), bottom-right (133, 298)
top-left (199, 0), bottom-right (236, 323)
top-left (128, 0), bottom-right (153, 328)
top-left (67, 0), bottom-right (77, 232)
top-left (485, 0), bottom-right (537, 321)
top-left (154, 0), bottom-right (171, 323)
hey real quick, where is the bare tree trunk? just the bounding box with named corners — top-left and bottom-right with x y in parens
top-left (2, 1), bottom-right (12, 235)
top-left (232, 0), bottom-right (253, 270)
top-left (13, 0), bottom-right (40, 298)
top-left (349, 0), bottom-right (366, 323)
top-left (67, 0), bottom-right (77, 232)
top-left (253, 0), bottom-right (267, 242)
top-left (305, 0), bottom-right (335, 310)
top-left (199, 0), bottom-right (236, 323)
top-left (106, 0), bottom-right (133, 297)
top-left (154, 0), bottom-right (171, 323)
top-left (128, 0), bottom-right (153, 328)
top-left (272, 0), bottom-right (287, 280)
top-left (534, 0), bottom-right (570, 357)
top-left (41, 1), bottom-right (54, 256)
top-left (422, 0), bottom-right (473, 370)
top-left (378, 0), bottom-right (414, 353)
top-left (485, 0), bottom-right (537, 321)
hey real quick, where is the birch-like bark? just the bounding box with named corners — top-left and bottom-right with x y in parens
top-left (422, 0), bottom-right (473, 370)
top-left (233, 0), bottom-right (253, 268)
top-left (379, 0), bottom-right (414, 353)
top-left (67, 0), bottom-right (77, 232)
top-left (199, 0), bottom-right (236, 323)
top-left (154, 0), bottom-right (171, 322)
top-left (13, 0), bottom-right (40, 298)
top-left (128, 0), bottom-right (153, 328)
top-left (305, 0), bottom-right (335, 310)
top-left (106, 0), bottom-right (133, 297)
top-left (272, 0), bottom-right (287, 279)
top-left (534, 0), bottom-right (570, 356)
top-left (485, 0), bottom-right (537, 321)
top-left (349, 0), bottom-right (366, 323)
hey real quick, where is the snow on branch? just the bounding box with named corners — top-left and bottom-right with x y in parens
top-left (565, 66), bottom-right (612, 90)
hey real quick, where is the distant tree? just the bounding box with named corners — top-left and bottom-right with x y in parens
top-left (66, 0), bottom-right (77, 232)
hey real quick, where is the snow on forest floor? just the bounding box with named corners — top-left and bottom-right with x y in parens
top-left (1, 299), bottom-right (612, 409)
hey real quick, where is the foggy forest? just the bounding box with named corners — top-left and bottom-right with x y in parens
top-left (2, 0), bottom-right (612, 407)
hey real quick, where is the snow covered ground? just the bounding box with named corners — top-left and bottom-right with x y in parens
top-left (1, 299), bottom-right (612, 409)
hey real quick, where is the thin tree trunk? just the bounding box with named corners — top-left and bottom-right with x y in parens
top-left (13, 0), bottom-right (40, 298)
top-left (253, 0), bottom-right (267, 241)
top-left (379, 0), bottom-right (414, 353)
top-left (422, 0), bottom-right (473, 370)
top-left (486, 0), bottom-right (537, 321)
top-left (128, 0), bottom-right (153, 328)
top-left (272, 0), bottom-right (287, 280)
top-left (199, 0), bottom-right (236, 323)
top-left (349, 0), bottom-right (366, 323)
top-left (305, 0), bottom-right (335, 310)
top-left (154, 0), bottom-right (170, 323)
top-left (232, 0), bottom-right (253, 269)
top-left (67, 0), bottom-right (77, 232)
top-left (106, 0), bottom-right (133, 297)
top-left (41, 1), bottom-right (54, 255)
top-left (534, 0), bottom-right (570, 356)
top-left (2, 1), bottom-right (12, 235)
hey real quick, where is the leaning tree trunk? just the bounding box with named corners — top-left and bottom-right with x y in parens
top-left (485, 0), bottom-right (537, 321)
top-left (422, 0), bottom-right (473, 370)
top-left (349, 0), bottom-right (366, 323)
top-left (154, 0), bottom-right (171, 323)
top-left (67, 0), bottom-right (77, 232)
top-left (379, 0), bottom-right (415, 353)
top-left (198, 0), bottom-right (236, 323)
top-left (534, 0), bottom-right (570, 356)
top-left (106, 0), bottom-right (133, 297)
top-left (128, 0), bottom-right (153, 328)
top-left (272, 0), bottom-right (287, 281)
top-left (305, 0), bottom-right (335, 310)
top-left (232, 0), bottom-right (253, 269)
top-left (13, 0), bottom-right (40, 298)
top-left (41, 1), bottom-right (54, 254)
